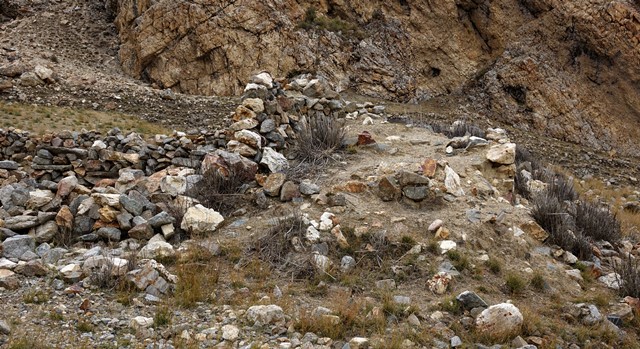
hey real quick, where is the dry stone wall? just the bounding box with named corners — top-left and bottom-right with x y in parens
top-left (0, 72), bottom-right (346, 248)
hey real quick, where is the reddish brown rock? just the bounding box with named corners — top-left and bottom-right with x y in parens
top-left (357, 131), bottom-right (376, 146)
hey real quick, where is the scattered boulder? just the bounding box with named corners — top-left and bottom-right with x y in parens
top-left (456, 291), bottom-right (488, 310)
top-left (475, 303), bottom-right (523, 340)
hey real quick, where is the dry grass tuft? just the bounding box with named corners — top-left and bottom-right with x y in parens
top-left (614, 254), bottom-right (640, 298)
top-left (252, 212), bottom-right (308, 273)
top-left (6, 337), bottom-right (52, 349)
top-left (574, 200), bottom-right (621, 243)
top-left (505, 272), bottom-right (526, 295)
top-left (173, 260), bottom-right (220, 308)
top-left (186, 169), bottom-right (252, 218)
top-left (293, 113), bottom-right (345, 164)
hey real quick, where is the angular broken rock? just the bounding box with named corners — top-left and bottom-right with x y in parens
top-left (444, 166), bottom-right (465, 197)
top-left (245, 304), bottom-right (285, 326)
top-left (486, 143), bottom-right (516, 165)
top-left (519, 221), bottom-right (549, 242)
top-left (128, 223), bottom-right (154, 240)
top-left (35, 220), bottom-right (59, 243)
top-left (130, 316), bottom-right (153, 330)
top-left (456, 291), bottom-right (488, 310)
top-left (56, 175), bottom-right (78, 199)
top-left (311, 253), bottom-right (331, 272)
top-left (260, 147), bottom-right (289, 173)
top-left (97, 227), bottom-right (121, 241)
top-left (427, 272), bottom-right (452, 294)
top-left (263, 172), bottom-right (286, 197)
top-left (4, 215), bottom-right (40, 231)
top-left (377, 175), bottom-right (401, 201)
top-left (234, 129), bottom-right (262, 149)
top-left (2, 235), bottom-right (35, 259)
top-left (139, 235), bottom-right (176, 260)
top-left (242, 97), bottom-right (265, 113)
top-left (27, 189), bottom-right (54, 209)
top-left (127, 259), bottom-right (176, 295)
top-left (181, 204), bottom-right (224, 235)
top-left (299, 180), bottom-right (320, 195)
top-left (201, 149), bottom-right (258, 179)
top-left (160, 175), bottom-right (187, 196)
top-left (147, 211), bottom-right (176, 228)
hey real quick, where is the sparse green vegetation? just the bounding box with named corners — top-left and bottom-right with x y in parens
top-left (440, 295), bottom-right (462, 315)
top-left (297, 6), bottom-right (365, 39)
top-left (153, 306), bottom-right (172, 328)
top-left (7, 337), bottom-right (52, 349)
top-left (76, 319), bottom-right (94, 333)
top-left (23, 289), bottom-right (49, 304)
top-left (447, 250), bottom-right (470, 272)
top-left (505, 273), bottom-right (526, 295)
top-left (530, 272), bottom-right (546, 291)
top-left (485, 256), bottom-right (502, 274)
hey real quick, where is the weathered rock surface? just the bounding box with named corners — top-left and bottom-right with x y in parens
top-left (112, 0), bottom-right (640, 156)
top-left (475, 303), bottom-right (524, 340)
top-left (181, 205), bottom-right (224, 235)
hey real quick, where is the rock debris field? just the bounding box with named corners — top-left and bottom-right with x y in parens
top-left (0, 73), bottom-right (639, 349)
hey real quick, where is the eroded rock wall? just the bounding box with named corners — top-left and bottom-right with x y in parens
top-left (113, 0), bottom-right (640, 156)
top-left (472, 0), bottom-right (640, 156)
top-left (113, 0), bottom-right (530, 100)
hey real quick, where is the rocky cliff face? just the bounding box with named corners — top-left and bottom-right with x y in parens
top-left (112, 0), bottom-right (520, 100)
top-left (112, 0), bottom-right (640, 156)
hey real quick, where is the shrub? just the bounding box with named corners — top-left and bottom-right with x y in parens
top-left (547, 176), bottom-right (578, 202)
top-left (294, 113), bottom-right (345, 164)
top-left (531, 190), bottom-right (592, 259)
top-left (186, 168), bottom-right (251, 217)
top-left (574, 200), bottom-right (621, 244)
top-left (614, 254), bottom-right (640, 298)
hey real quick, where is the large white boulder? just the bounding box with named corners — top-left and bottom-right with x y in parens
top-left (475, 303), bottom-right (523, 340)
top-left (486, 143), bottom-right (516, 165)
